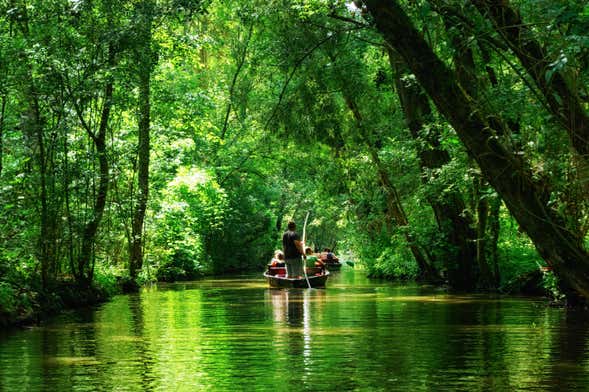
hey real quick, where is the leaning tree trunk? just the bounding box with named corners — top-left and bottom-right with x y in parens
top-left (129, 0), bottom-right (154, 282)
top-left (472, 1), bottom-right (589, 233)
top-left (471, 0), bottom-right (589, 164)
top-left (388, 47), bottom-right (476, 290)
top-left (369, 148), bottom-right (440, 282)
top-left (343, 95), bottom-right (440, 282)
top-left (434, 3), bottom-right (512, 289)
top-left (363, 0), bottom-right (589, 302)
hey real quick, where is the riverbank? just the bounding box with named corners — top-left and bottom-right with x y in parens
top-left (0, 268), bottom-right (206, 329)
top-left (0, 279), bottom-right (116, 328)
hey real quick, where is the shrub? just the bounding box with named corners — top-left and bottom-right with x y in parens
top-left (0, 282), bottom-right (17, 315)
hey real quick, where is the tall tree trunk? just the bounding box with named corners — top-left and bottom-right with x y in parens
top-left (63, 130), bottom-right (76, 279)
top-left (488, 194), bottom-right (501, 287)
top-left (75, 48), bottom-right (114, 287)
top-left (387, 47), bottom-right (476, 290)
top-left (26, 96), bottom-right (57, 290)
top-left (474, 177), bottom-right (494, 289)
top-left (33, 101), bottom-right (51, 289)
top-left (129, 0), bottom-right (154, 282)
top-left (363, 0), bottom-right (589, 302)
top-left (0, 96), bottom-right (5, 176)
top-left (17, 10), bottom-right (57, 290)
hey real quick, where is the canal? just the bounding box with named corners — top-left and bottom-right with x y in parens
top-left (1, 269), bottom-right (588, 391)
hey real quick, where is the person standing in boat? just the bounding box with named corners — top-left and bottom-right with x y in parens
top-left (282, 220), bottom-right (305, 278)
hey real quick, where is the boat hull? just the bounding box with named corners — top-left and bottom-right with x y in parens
top-left (264, 271), bottom-right (329, 288)
top-left (324, 262), bottom-right (342, 271)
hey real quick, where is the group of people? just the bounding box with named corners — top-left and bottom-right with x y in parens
top-left (270, 220), bottom-right (325, 278)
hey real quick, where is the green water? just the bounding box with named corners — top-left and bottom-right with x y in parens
top-left (1, 270), bottom-right (589, 391)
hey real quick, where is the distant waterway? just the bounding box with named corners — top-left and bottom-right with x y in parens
top-left (1, 269), bottom-right (588, 391)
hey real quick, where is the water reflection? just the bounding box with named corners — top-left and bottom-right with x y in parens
top-left (268, 289), bottom-right (306, 327)
top-left (1, 272), bottom-right (589, 391)
top-left (543, 310), bottom-right (589, 391)
top-left (127, 294), bottom-right (157, 390)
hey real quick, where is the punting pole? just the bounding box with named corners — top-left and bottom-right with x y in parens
top-left (301, 211), bottom-right (311, 288)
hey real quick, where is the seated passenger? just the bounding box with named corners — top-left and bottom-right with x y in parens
top-left (271, 250), bottom-right (285, 267)
top-left (321, 248), bottom-right (338, 263)
top-left (305, 247), bottom-right (324, 271)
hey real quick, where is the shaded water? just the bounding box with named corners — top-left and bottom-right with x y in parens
top-left (1, 270), bottom-right (589, 391)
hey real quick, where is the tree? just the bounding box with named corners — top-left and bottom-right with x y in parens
top-left (129, 0), bottom-right (155, 283)
top-left (362, 0), bottom-right (589, 302)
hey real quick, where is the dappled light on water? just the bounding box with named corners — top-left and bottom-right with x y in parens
top-left (1, 269), bottom-right (589, 391)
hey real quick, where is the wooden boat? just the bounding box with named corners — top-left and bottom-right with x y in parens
top-left (319, 252), bottom-right (342, 270)
top-left (264, 266), bottom-right (329, 288)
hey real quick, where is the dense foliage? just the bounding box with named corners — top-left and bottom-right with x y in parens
top-left (1, 0), bottom-right (588, 324)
